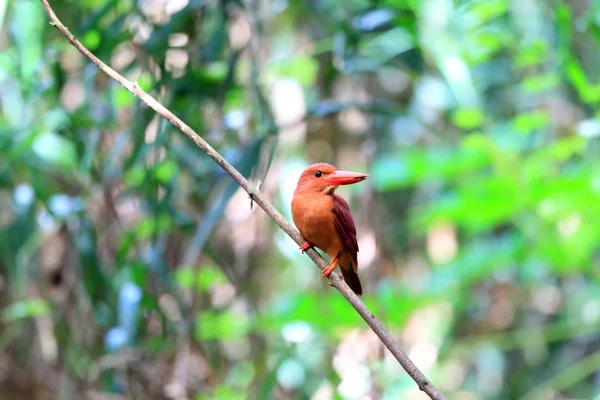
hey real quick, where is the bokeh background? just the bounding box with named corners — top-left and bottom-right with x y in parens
top-left (2, 0), bottom-right (600, 399)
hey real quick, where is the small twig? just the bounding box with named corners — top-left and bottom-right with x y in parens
top-left (39, 2), bottom-right (447, 399)
top-left (249, 180), bottom-right (262, 210)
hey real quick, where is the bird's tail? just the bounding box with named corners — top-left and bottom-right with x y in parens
top-left (340, 266), bottom-right (363, 296)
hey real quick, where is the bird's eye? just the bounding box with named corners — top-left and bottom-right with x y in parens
top-left (314, 171), bottom-right (323, 178)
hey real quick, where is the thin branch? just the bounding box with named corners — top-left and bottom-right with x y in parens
top-left (39, 1), bottom-right (447, 399)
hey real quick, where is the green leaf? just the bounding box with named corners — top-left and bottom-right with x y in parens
top-left (0, 80), bottom-right (25, 128)
top-left (521, 72), bottom-right (560, 93)
top-left (268, 56), bottom-right (319, 87)
top-left (371, 140), bottom-right (492, 191)
top-left (196, 266), bottom-right (227, 292)
top-left (425, 234), bottom-right (522, 293)
top-left (135, 215), bottom-right (172, 239)
top-left (211, 385), bottom-right (246, 400)
top-left (564, 59), bottom-right (600, 104)
top-left (114, 85), bottom-right (135, 108)
top-left (205, 62), bottom-right (228, 81)
top-left (451, 108), bottom-right (484, 129)
top-left (10, 0), bottom-right (44, 82)
top-left (2, 299), bottom-right (50, 322)
top-left (0, 48), bottom-right (18, 82)
top-left (416, 175), bottom-right (522, 233)
top-left (467, 0), bottom-right (508, 22)
top-left (175, 267), bottom-right (195, 289)
top-left (458, 0), bottom-right (509, 30)
top-left (514, 39), bottom-right (549, 69)
top-left (195, 310), bottom-right (251, 340)
top-left (513, 110), bottom-right (548, 134)
top-left (125, 165), bottom-right (146, 187)
top-left (358, 28), bottom-right (414, 65)
top-left (463, 27), bottom-right (512, 64)
top-left (545, 136), bottom-right (586, 162)
top-left (154, 160), bottom-right (179, 183)
top-left (137, 73), bottom-right (153, 91)
top-left (0, 0), bottom-right (8, 32)
top-left (81, 30), bottom-right (101, 50)
top-left (381, 0), bottom-right (419, 9)
top-left (32, 131), bottom-right (78, 168)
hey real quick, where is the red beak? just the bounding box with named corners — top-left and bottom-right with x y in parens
top-left (324, 170), bottom-right (368, 186)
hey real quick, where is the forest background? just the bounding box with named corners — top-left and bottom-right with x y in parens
top-left (2, 0), bottom-right (600, 399)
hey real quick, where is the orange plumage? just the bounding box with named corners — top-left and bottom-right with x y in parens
top-left (291, 163), bottom-right (368, 295)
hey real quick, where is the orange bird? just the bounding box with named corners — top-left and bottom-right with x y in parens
top-left (291, 163), bottom-right (368, 295)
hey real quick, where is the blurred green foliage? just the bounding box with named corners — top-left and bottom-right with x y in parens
top-left (2, 0), bottom-right (600, 399)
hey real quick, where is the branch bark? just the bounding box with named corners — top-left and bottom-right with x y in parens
top-left (39, 1), bottom-right (447, 399)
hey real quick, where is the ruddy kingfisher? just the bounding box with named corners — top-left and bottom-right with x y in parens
top-left (291, 163), bottom-right (368, 295)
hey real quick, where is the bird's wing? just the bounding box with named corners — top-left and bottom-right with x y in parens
top-left (332, 195), bottom-right (359, 266)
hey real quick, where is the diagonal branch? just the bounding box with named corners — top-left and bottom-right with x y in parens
top-left (38, 1), bottom-right (447, 399)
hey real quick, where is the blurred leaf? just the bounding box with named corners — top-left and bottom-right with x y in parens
top-left (196, 265), bottom-right (227, 292)
top-left (457, 0), bottom-right (509, 31)
top-left (564, 58), bottom-right (600, 103)
top-left (81, 30), bottom-right (101, 50)
top-left (175, 267), bottom-right (195, 289)
top-left (353, 8), bottom-right (394, 32)
top-left (10, 0), bottom-right (44, 82)
top-left (125, 165), bottom-right (146, 187)
top-left (135, 214), bottom-right (172, 239)
top-left (264, 292), bottom-right (371, 333)
top-left (137, 73), bottom-right (153, 91)
top-left (514, 39), bottom-right (549, 69)
top-left (196, 386), bottom-right (246, 400)
top-left (2, 299), bottom-right (50, 322)
top-left (513, 110), bottom-right (548, 134)
top-left (154, 159), bottom-right (179, 183)
top-left (113, 84), bottom-right (135, 108)
top-left (522, 72), bottom-right (560, 93)
top-left (195, 310), bottom-right (251, 340)
top-left (43, 108), bottom-right (70, 132)
top-left (543, 136), bottom-right (586, 162)
top-left (358, 28), bottom-right (413, 65)
top-left (224, 362), bottom-right (255, 390)
top-left (0, 49), bottom-right (18, 82)
top-left (451, 108), bottom-right (485, 129)
top-left (372, 138), bottom-right (492, 190)
top-left (0, 0), bottom-right (8, 31)
top-left (0, 80), bottom-right (25, 128)
top-left (268, 57), bottom-right (319, 87)
top-left (463, 27), bottom-right (512, 64)
top-left (205, 62), bottom-right (228, 81)
top-left (31, 131), bottom-right (78, 168)
top-left (202, 6), bottom-right (226, 61)
top-left (556, 3), bottom-right (600, 104)
top-left (381, 0), bottom-right (419, 9)
top-left (417, 175), bottom-right (522, 233)
top-left (425, 234), bottom-right (522, 293)
top-left (377, 284), bottom-right (422, 326)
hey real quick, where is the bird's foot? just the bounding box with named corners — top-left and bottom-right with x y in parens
top-left (322, 256), bottom-right (340, 278)
top-left (299, 241), bottom-right (314, 254)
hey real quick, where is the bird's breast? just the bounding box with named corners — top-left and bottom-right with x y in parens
top-left (291, 194), bottom-right (338, 254)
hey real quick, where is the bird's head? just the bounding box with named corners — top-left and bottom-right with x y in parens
top-left (294, 162), bottom-right (368, 195)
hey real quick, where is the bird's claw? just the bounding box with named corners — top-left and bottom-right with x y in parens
top-left (322, 256), bottom-right (340, 278)
top-left (299, 241), bottom-right (314, 254)
top-left (322, 267), bottom-right (334, 278)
